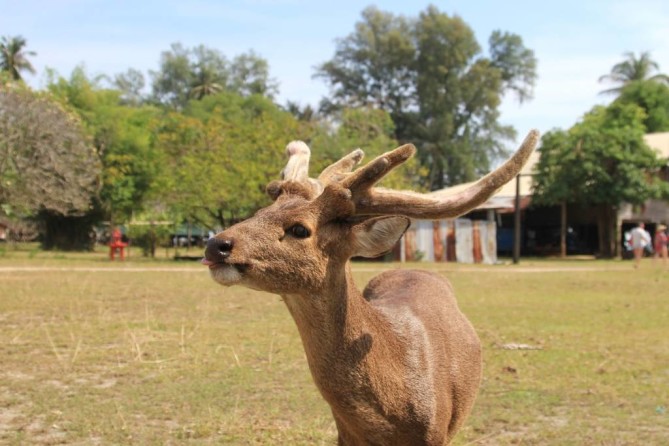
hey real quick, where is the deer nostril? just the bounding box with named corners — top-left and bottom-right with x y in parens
top-left (205, 237), bottom-right (234, 261)
top-left (218, 239), bottom-right (233, 251)
top-left (217, 239), bottom-right (233, 258)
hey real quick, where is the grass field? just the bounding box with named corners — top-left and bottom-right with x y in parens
top-left (0, 245), bottom-right (667, 445)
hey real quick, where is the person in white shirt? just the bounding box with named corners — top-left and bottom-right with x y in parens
top-left (630, 222), bottom-right (651, 268)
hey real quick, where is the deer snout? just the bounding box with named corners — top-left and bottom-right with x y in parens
top-left (204, 237), bottom-right (234, 264)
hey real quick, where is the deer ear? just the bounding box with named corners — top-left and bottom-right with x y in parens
top-left (351, 216), bottom-right (410, 258)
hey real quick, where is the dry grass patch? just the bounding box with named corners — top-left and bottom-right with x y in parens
top-left (0, 250), bottom-right (667, 444)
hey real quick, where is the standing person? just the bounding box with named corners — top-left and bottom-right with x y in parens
top-left (630, 222), bottom-right (651, 268)
top-left (654, 224), bottom-right (668, 266)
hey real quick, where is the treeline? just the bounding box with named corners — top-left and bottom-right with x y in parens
top-left (2, 68), bottom-right (424, 251)
top-left (2, 6), bottom-right (669, 257)
top-left (1, 5), bottom-right (539, 251)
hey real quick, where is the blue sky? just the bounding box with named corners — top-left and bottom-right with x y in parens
top-left (2, 0), bottom-right (668, 146)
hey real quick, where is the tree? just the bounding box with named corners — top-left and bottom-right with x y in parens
top-left (113, 68), bottom-right (146, 105)
top-left (316, 5), bottom-right (536, 190)
top-left (188, 45), bottom-right (227, 100)
top-left (285, 101), bottom-right (317, 122)
top-left (533, 102), bottom-right (669, 258)
top-left (150, 43), bottom-right (278, 109)
top-left (0, 86), bottom-right (101, 249)
top-left (0, 35), bottom-right (36, 82)
top-left (48, 67), bottom-right (162, 225)
top-left (150, 43), bottom-right (193, 109)
top-left (153, 92), bottom-right (304, 229)
top-left (229, 51), bottom-right (278, 98)
top-left (599, 51), bottom-right (669, 95)
top-left (614, 80), bottom-right (669, 132)
top-left (488, 30), bottom-right (537, 104)
top-left (315, 7), bottom-right (416, 120)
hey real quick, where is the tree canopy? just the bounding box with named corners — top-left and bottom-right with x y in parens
top-left (316, 5), bottom-right (537, 190)
top-left (0, 86), bottom-right (100, 218)
top-left (10, 11), bottom-right (669, 257)
top-left (152, 92), bottom-right (304, 228)
top-left (150, 43), bottom-right (278, 109)
top-left (46, 67), bottom-right (162, 224)
top-left (0, 35), bottom-right (36, 81)
top-left (309, 107), bottom-right (425, 191)
top-left (599, 51), bottom-right (669, 96)
top-left (614, 80), bottom-right (669, 133)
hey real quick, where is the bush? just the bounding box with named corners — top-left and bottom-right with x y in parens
top-left (127, 224), bottom-right (171, 257)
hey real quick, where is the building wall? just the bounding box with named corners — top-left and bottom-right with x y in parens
top-left (401, 219), bottom-right (497, 264)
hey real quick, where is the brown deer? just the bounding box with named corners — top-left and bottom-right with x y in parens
top-left (202, 130), bottom-right (539, 445)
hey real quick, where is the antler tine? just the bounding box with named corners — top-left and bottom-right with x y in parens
top-left (318, 148), bottom-right (365, 185)
top-left (272, 142), bottom-right (368, 200)
top-left (341, 144), bottom-right (417, 192)
top-left (269, 141), bottom-right (322, 198)
top-left (353, 130), bottom-right (540, 219)
top-left (282, 141), bottom-right (312, 182)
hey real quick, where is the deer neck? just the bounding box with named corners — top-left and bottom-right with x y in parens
top-left (281, 260), bottom-right (413, 439)
top-left (281, 261), bottom-right (393, 374)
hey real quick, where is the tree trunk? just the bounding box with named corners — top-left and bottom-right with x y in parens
top-left (610, 206), bottom-right (619, 258)
top-left (560, 202), bottom-right (567, 258)
top-left (595, 204), bottom-right (618, 258)
top-left (149, 223), bottom-right (157, 258)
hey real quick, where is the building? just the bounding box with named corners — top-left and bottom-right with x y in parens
top-left (401, 133), bottom-right (669, 262)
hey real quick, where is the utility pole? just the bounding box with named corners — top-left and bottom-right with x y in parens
top-left (513, 174), bottom-right (521, 264)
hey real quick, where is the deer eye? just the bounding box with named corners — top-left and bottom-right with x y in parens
top-left (287, 224), bottom-right (311, 239)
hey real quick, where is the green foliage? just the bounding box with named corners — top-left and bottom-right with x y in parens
top-left (0, 86), bottom-right (100, 219)
top-left (150, 43), bottom-right (278, 110)
top-left (489, 30), bottom-right (537, 103)
top-left (310, 107), bottom-right (426, 191)
top-left (127, 223), bottom-right (172, 257)
top-left (152, 92), bottom-right (303, 228)
top-left (0, 35), bottom-right (36, 81)
top-left (150, 43), bottom-right (193, 109)
top-left (316, 5), bottom-right (537, 190)
top-left (614, 80), bottom-right (669, 132)
top-left (534, 102), bottom-right (667, 207)
top-left (47, 67), bottom-right (162, 223)
top-left (316, 6), bottom-right (416, 115)
top-left (599, 51), bottom-right (669, 96)
top-left (533, 102), bottom-right (668, 257)
top-left (113, 68), bottom-right (146, 105)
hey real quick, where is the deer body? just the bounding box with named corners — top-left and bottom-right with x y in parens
top-left (283, 265), bottom-right (482, 446)
top-left (204, 132), bottom-right (539, 445)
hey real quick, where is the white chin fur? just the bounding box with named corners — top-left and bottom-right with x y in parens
top-left (210, 265), bottom-right (243, 285)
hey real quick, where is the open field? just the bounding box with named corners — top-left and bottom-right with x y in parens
top-left (0, 246), bottom-right (667, 445)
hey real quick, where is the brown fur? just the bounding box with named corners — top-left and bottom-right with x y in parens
top-left (204, 132), bottom-right (539, 445)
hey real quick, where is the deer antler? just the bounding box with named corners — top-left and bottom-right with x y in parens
top-left (270, 141), bottom-right (365, 200)
top-left (274, 129), bottom-right (540, 219)
top-left (343, 130), bottom-right (539, 219)
top-left (280, 141), bottom-right (324, 196)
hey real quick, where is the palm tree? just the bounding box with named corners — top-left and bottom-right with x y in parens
top-left (0, 35), bottom-right (36, 81)
top-left (189, 67), bottom-right (224, 100)
top-left (599, 51), bottom-right (669, 95)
